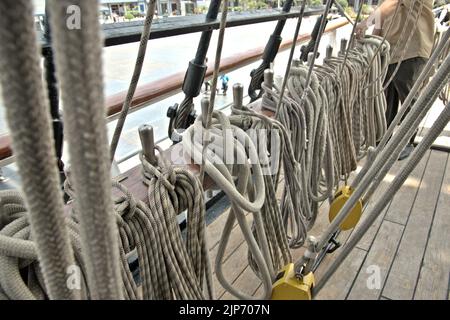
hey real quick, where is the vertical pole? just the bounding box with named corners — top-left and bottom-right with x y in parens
top-left (44, 1), bottom-right (64, 181)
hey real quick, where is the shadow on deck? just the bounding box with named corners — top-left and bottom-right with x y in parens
top-left (207, 103), bottom-right (450, 300)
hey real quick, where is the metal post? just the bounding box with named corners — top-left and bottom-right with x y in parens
top-left (233, 83), bottom-right (244, 110)
top-left (139, 125), bottom-right (158, 166)
top-left (263, 69), bottom-right (274, 90)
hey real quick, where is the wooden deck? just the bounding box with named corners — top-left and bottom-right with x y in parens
top-left (206, 148), bottom-right (450, 300)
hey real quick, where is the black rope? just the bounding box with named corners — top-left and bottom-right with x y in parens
top-left (299, 14), bottom-right (328, 62)
top-left (44, 0), bottom-right (64, 177)
top-left (167, 0), bottom-right (222, 141)
top-left (248, 0), bottom-right (295, 102)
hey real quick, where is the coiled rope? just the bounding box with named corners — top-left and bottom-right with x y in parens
top-left (314, 47), bottom-right (450, 295)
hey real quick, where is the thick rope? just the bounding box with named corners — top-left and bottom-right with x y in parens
top-left (48, 0), bottom-right (122, 299)
top-left (314, 99), bottom-right (450, 295)
top-left (183, 111), bottom-right (274, 299)
top-left (0, 0), bottom-right (77, 300)
top-left (110, 0), bottom-right (157, 161)
top-left (312, 47), bottom-right (450, 271)
top-left (0, 190), bottom-right (91, 299)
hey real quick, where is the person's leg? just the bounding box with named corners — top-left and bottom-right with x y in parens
top-left (384, 63), bottom-right (400, 127)
top-left (393, 57), bottom-right (428, 141)
top-left (392, 57), bottom-right (428, 159)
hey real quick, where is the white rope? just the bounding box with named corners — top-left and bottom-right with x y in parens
top-left (109, 0), bottom-right (157, 161)
top-left (0, 0), bottom-right (77, 300)
top-left (183, 111), bottom-right (274, 299)
top-left (47, 0), bottom-right (123, 299)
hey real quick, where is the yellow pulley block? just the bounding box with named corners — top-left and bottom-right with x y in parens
top-left (271, 263), bottom-right (315, 300)
top-left (328, 185), bottom-right (363, 231)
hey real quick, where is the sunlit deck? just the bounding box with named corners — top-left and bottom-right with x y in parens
top-left (206, 103), bottom-right (450, 300)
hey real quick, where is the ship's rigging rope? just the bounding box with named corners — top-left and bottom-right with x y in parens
top-left (183, 0), bottom-right (290, 299)
top-left (314, 43), bottom-right (450, 295)
top-left (0, 0), bottom-right (444, 301)
top-left (167, 0), bottom-right (222, 141)
top-left (47, 0), bottom-right (123, 299)
top-left (0, 0), bottom-right (78, 300)
top-left (248, 0), bottom-right (295, 102)
top-left (109, 0), bottom-right (157, 160)
top-left (117, 151), bottom-right (212, 299)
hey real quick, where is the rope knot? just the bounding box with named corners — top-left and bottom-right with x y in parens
top-left (112, 181), bottom-right (137, 220)
top-left (140, 147), bottom-right (177, 191)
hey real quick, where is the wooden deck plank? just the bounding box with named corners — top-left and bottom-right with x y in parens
top-left (210, 146), bottom-right (449, 300)
top-left (314, 248), bottom-right (367, 300)
top-left (212, 242), bottom-right (249, 298)
top-left (383, 151), bottom-right (431, 226)
top-left (209, 213), bottom-right (252, 269)
top-left (219, 265), bottom-right (262, 300)
top-left (346, 220), bottom-right (404, 300)
top-left (382, 150), bottom-right (448, 300)
top-left (414, 156), bottom-right (450, 300)
top-left (351, 158), bottom-right (405, 251)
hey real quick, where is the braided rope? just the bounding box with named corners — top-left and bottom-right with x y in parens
top-left (0, 0), bottom-right (77, 300)
top-left (47, 0), bottom-right (122, 299)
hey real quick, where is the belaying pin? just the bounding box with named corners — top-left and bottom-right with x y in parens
top-left (233, 83), bottom-right (244, 110)
top-left (325, 45), bottom-right (333, 61)
top-left (339, 38), bottom-right (348, 55)
top-left (139, 124), bottom-right (157, 166)
top-left (263, 68), bottom-right (274, 90)
top-left (201, 97), bottom-right (210, 128)
top-left (307, 52), bottom-right (315, 66)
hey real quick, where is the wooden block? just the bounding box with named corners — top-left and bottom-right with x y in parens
top-left (382, 151), bottom-right (448, 300)
top-left (414, 156), bottom-right (450, 300)
top-left (347, 220), bottom-right (404, 300)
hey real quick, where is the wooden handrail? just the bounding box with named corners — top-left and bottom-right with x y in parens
top-left (1, 17), bottom-right (348, 162)
top-left (105, 17), bottom-right (348, 117)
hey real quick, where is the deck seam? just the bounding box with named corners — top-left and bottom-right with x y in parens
top-left (412, 152), bottom-right (449, 299)
top-left (347, 150), bottom-right (431, 299)
top-left (345, 195), bottom-right (398, 298)
top-left (379, 151), bottom-right (432, 299)
top-left (215, 238), bottom-right (246, 270)
top-left (381, 217), bottom-right (407, 227)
